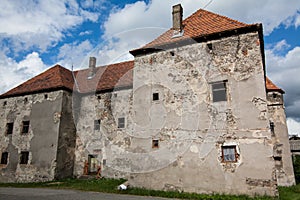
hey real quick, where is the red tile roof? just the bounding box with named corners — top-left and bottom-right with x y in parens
top-left (0, 65), bottom-right (74, 98)
top-left (266, 77), bottom-right (284, 93)
top-left (0, 8), bottom-right (282, 98)
top-left (74, 60), bottom-right (133, 93)
top-left (131, 8), bottom-right (256, 54)
top-left (0, 61), bottom-right (134, 98)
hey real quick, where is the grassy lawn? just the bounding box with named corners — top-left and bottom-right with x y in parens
top-left (0, 178), bottom-right (299, 200)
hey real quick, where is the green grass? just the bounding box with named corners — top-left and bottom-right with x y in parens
top-left (0, 178), bottom-right (298, 200)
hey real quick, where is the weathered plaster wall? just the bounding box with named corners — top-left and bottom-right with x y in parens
top-left (55, 91), bottom-right (76, 179)
top-left (267, 91), bottom-right (296, 186)
top-left (0, 90), bottom-right (65, 182)
top-left (127, 32), bottom-right (277, 196)
top-left (73, 89), bottom-right (132, 178)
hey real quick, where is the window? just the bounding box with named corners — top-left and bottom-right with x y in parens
top-left (153, 93), bottom-right (159, 101)
top-left (21, 121), bottom-right (30, 134)
top-left (6, 122), bottom-right (14, 135)
top-left (270, 121), bottom-right (275, 134)
top-left (3, 101), bottom-right (7, 107)
top-left (94, 119), bottom-right (101, 130)
top-left (212, 81), bottom-right (227, 102)
top-left (222, 146), bottom-right (237, 162)
top-left (152, 139), bottom-right (159, 148)
top-left (1, 152), bottom-right (8, 165)
top-left (118, 117), bottom-right (125, 128)
top-left (20, 151), bottom-right (29, 164)
top-left (44, 94), bottom-right (48, 99)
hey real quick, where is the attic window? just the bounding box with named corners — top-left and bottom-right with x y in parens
top-left (207, 43), bottom-right (213, 51)
top-left (170, 51), bottom-right (175, 56)
top-left (24, 97), bottom-right (28, 103)
top-left (44, 94), bottom-right (48, 99)
top-left (3, 101), bottom-right (7, 107)
top-left (272, 93), bottom-right (277, 98)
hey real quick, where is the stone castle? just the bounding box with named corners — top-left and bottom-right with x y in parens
top-left (0, 4), bottom-right (295, 196)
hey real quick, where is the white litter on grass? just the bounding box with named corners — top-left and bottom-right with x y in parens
top-left (118, 184), bottom-right (127, 190)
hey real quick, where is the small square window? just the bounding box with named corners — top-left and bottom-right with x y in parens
top-left (1, 152), bottom-right (8, 165)
top-left (118, 117), bottom-right (125, 128)
top-left (20, 151), bottom-right (29, 164)
top-left (94, 119), bottom-right (101, 130)
top-left (3, 101), bottom-right (7, 107)
top-left (44, 94), bottom-right (48, 99)
top-left (6, 122), bottom-right (14, 135)
top-left (222, 146), bottom-right (237, 162)
top-left (153, 93), bottom-right (159, 101)
top-left (212, 81), bottom-right (227, 102)
top-left (152, 139), bottom-right (159, 148)
top-left (21, 121), bottom-right (30, 134)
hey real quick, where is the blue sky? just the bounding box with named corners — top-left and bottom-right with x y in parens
top-left (0, 0), bottom-right (300, 135)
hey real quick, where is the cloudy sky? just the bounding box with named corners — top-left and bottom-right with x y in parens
top-left (0, 0), bottom-right (299, 135)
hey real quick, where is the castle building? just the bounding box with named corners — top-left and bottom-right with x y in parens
top-left (0, 4), bottom-right (295, 196)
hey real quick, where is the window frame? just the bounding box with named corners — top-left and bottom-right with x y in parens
top-left (94, 119), bottom-right (101, 131)
top-left (211, 80), bottom-right (228, 102)
top-left (21, 121), bottom-right (30, 135)
top-left (1, 152), bottom-right (8, 165)
top-left (221, 145), bottom-right (238, 163)
top-left (20, 151), bottom-right (29, 165)
top-left (118, 117), bottom-right (125, 129)
top-left (6, 122), bottom-right (14, 135)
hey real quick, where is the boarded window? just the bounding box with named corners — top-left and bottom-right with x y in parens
top-left (20, 151), bottom-right (29, 164)
top-left (1, 152), bottom-right (8, 165)
top-left (222, 146), bottom-right (237, 162)
top-left (118, 117), bottom-right (125, 128)
top-left (212, 81), bottom-right (227, 102)
top-left (21, 121), bottom-right (30, 134)
top-left (152, 139), bottom-right (159, 148)
top-left (94, 119), bottom-right (101, 130)
top-left (6, 122), bottom-right (14, 135)
top-left (153, 93), bottom-right (159, 101)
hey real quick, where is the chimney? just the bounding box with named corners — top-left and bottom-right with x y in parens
top-left (87, 57), bottom-right (96, 79)
top-left (172, 4), bottom-right (183, 32)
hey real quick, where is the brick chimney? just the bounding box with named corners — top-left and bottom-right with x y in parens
top-left (87, 57), bottom-right (96, 79)
top-left (172, 4), bottom-right (183, 32)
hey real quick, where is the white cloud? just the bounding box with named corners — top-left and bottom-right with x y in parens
top-left (0, 0), bottom-right (100, 52)
top-left (79, 30), bottom-right (93, 36)
top-left (0, 52), bottom-right (46, 94)
top-left (287, 118), bottom-right (300, 136)
top-left (266, 43), bottom-right (300, 123)
top-left (57, 40), bottom-right (94, 69)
